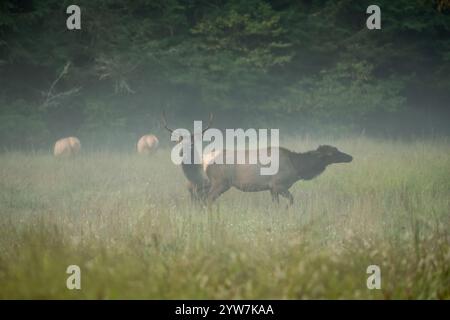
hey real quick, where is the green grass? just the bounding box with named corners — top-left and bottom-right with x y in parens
top-left (0, 136), bottom-right (449, 299)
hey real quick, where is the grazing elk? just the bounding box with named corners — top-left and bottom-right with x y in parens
top-left (162, 112), bottom-right (213, 202)
top-left (204, 145), bottom-right (353, 205)
top-left (53, 137), bottom-right (81, 157)
top-left (137, 134), bottom-right (159, 155)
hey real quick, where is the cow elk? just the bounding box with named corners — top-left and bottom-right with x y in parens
top-left (53, 137), bottom-right (81, 157)
top-left (137, 134), bottom-right (159, 155)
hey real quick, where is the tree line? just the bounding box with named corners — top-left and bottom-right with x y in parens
top-left (0, 0), bottom-right (449, 149)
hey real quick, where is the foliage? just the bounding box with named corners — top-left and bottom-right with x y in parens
top-left (0, 0), bottom-right (449, 148)
top-left (276, 62), bottom-right (406, 122)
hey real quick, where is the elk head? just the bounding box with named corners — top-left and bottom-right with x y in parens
top-left (161, 111), bottom-right (213, 158)
top-left (315, 145), bottom-right (353, 164)
top-left (161, 111), bottom-right (214, 202)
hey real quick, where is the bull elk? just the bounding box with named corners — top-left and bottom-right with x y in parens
top-left (162, 111), bottom-right (213, 202)
top-left (137, 134), bottom-right (159, 155)
top-left (205, 145), bottom-right (353, 205)
top-left (163, 112), bottom-right (353, 206)
top-left (53, 136), bottom-right (81, 157)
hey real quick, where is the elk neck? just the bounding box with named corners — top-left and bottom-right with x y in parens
top-left (181, 145), bottom-right (208, 186)
top-left (289, 150), bottom-right (328, 180)
top-left (181, 162), bottom-right (207, 186)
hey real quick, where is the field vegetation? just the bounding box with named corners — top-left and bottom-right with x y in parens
top-left (0, 136), bottom-right (449, 299)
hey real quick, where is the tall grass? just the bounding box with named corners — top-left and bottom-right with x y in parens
top-left (0, 136), bottom-right (449, 299)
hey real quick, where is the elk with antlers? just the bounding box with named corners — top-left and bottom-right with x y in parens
top-left (162, 112), bottom-right (353, 206)
top-left (162, 111), bottom-right (213, 202)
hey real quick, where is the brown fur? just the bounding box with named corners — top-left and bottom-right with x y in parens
top-left (53, 137), bottom-right (81, 157)
top-left (161, 112), bottom-right (213, 202)
top-left (205, 145), bottom-right (353, 205)
top-left (137, 134), bottom-right (159, 155)
top-left (179, 140), bottom-right (210, 202)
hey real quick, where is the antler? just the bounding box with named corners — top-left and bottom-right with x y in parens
top-left (202, 113), bottom-right (214, 133)
top-left (162, 111), bottom-right (213, 135)
top-left (161, 111), bottom-right (174, 133)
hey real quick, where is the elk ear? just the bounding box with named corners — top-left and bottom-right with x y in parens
top-left (316, 146), bottom-right (327, 155)
top-left (317, 145), bottom-right (329, 154)
top-left (317, 145), bottom-right (335, 157)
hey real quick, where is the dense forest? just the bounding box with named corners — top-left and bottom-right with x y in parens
top-left (0, 0), bottom-right (449, 149)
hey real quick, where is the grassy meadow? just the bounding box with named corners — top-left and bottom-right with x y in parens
top-left (0, 136), bottom-right (449, 299)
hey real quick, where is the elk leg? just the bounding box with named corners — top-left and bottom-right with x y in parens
top-left (200, 182), bottom-right (211, 201)
top-left (187, 183), bottom-right (197, 202)
top-left (207, 182), bottom-right (230, 203)
top-left (188, 184), bottom-right (209, 203)
top-left (270, 190), bottom-right (279, 204)
top-left (279, 190), bottom-right (294, 206)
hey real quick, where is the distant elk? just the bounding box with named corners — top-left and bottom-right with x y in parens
top-left (53, 137), bottom-right (81, 157)
top-left (205, 145), bottom-right (353, 205)
top-left (162, 112), bottom-right (213, 202)
top-left (137, 134), bottom-right (159, 155)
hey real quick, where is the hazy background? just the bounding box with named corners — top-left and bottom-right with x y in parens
top-left (0, 0), bottom-right (449, 151)
top-left (1, 1), bottom-right (450, 299)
